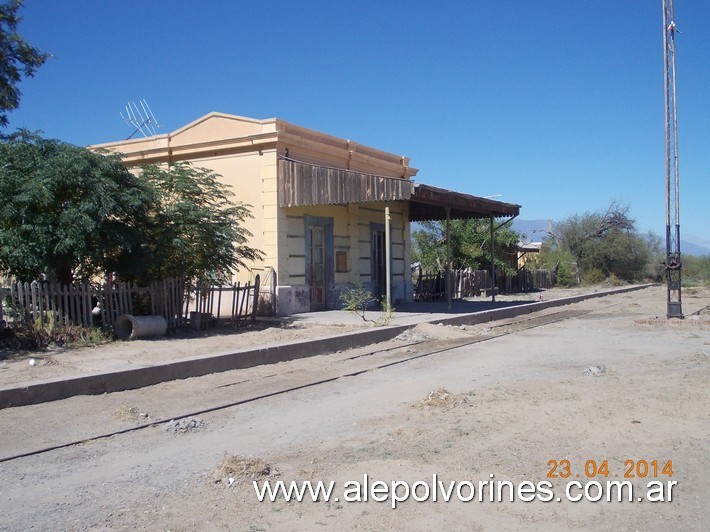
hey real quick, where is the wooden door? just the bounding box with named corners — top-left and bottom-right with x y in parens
top-left (308, 225), bottom-right (326, 310)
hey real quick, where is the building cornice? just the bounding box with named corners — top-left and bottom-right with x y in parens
top-left (91, 112), bottom-right (416, 176)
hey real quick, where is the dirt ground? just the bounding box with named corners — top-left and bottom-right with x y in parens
top-left (0, 285), bottom-right (634, 388)
top-left (0, 320), bottom-right (364, 387)
top-left (0, 285), bottom-right (708, 531)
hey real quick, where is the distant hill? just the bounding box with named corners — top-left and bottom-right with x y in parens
top-left (511, 219), bottom-right (553, 242)
top-left (681, 241), bottom-right (710, 256)
top-left (512, 219), bottom-right (710, 256)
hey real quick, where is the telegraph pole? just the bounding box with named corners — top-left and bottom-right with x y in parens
top-left (662, 0), bottom-right (683, 319)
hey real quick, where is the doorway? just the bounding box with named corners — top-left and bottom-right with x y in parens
top-left (307, 224), bottom-right (326, 310)
top-left (305, 216), bottom-right (333, 311)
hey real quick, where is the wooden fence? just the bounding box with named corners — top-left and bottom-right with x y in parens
top-left (254, 267), bottom-right (276, 316)
top-left (412, 267), bottom-right (554, 301)
top-left (0, 278), bottom-right (185, 330)
top-left (0, 275), bottom-right (261, 331)
top-left (521, 268), bottom-right (556, 290)
top-left (412, 270), bottom-right (444, 301)
top-left (183, 275), bottom-right (260, 328)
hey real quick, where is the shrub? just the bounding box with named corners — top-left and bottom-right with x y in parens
top-left (555, 261), bottom-right (578, 287)
top-left (339, 282), bottom-right (374, 322)
top-left (582, 268), bottom-right (606, 285)
top-left (0, 323), bottom-right (113, 352)
top-left (339, 281), bottom-right (394, 325)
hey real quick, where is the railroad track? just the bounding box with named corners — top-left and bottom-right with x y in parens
top-left (0, 307), bottom-right (596, 464)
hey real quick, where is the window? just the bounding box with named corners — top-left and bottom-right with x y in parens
top-left (336, 251), bottom-right (347, 272)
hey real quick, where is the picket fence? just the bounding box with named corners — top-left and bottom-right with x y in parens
top-left (0, 275), bottom-right (261, 331)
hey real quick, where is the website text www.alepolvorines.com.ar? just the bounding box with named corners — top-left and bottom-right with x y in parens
top-left (253, 473), bottom-right (677, 509)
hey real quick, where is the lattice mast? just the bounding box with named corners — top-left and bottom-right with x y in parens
top-left (662, 0), bottom-right (683, 318)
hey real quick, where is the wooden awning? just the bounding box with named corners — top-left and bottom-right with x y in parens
top-left (278, 158), bottom-right (520, 220)
top-left (278, 158), bottom-right (411, 206)
top-left (409, 183), bottom-right (520, 221)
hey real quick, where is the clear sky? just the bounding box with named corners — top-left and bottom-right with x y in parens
top-left (7, 1), bottom-right (710, 244)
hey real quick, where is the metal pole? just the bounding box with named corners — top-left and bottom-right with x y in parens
top-left (490, 216), bottom-right (496, 303)
top-left (385, 206), bottom-right (391, 309)
top-left (663, 0), bottom-right (683, 318)
top-left (446, 207), bottom-right (451, 309)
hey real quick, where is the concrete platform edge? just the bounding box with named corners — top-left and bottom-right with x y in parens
top-left (0, 284), bottom-right (652, 408)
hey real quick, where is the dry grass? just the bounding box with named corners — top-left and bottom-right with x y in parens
top-left (111, 406), bottom-right (143, 423)
top-left (212, 455), bottom-right (277, 484)
top-left (389, 426), bottom-right (424, 439)
top-left (412, 387), bottom-right (471, 410)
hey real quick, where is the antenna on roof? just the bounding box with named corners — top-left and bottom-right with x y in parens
top-left (120, 99), bottom-right (160, 139)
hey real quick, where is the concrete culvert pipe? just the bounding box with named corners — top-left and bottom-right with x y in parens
top-left (114, 315), bottom-right (167, 340)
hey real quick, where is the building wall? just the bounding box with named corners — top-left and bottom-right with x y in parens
top-left (275, 202), bottom-right (410, 315)
top-left (166, 149), bottom-right (278, 284)
top-left (92, 113), bottom-right (417, 315)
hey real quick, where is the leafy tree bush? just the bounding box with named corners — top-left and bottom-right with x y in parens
top-left (549, 202), bottom-right (654, 284)
top-left (412, 218), bottom-right (520, 274)
top-left (0, 133), bottom-right (262, 283)
top-left (136, 162), bottom-right (263, 283)
top-left (641, 231), bottom-right (665, 282)
top-left (0, 0), bottom-right (50, 127)
top-left (682, 255), bottom-right (710, 287)
top-left (0, 132), bottom-right (152, 283)
top-left (525, 243), bottom-right (578, 287)
top-left (583, 267), bottom-right (606, 285)
top-left (555, 260), bottom-right (579, 287)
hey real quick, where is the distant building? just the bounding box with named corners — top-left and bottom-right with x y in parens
top-left (94, 112), bottom-right (519, 315)
top-left (517, 241), bottom-right (543, 269)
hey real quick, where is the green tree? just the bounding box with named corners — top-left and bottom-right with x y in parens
top-left (526, 243), bottom-right (579, 287)
top-left (137, 162), bottom-right (263, 282)
top-left (0, 0), bottom-right (50, 127)
top-left (0, 132), bottom-right (151, 283)
top-left (0, 134), bottom-right (263, 284)
top-left (682, 255), bottom-right (710, 287)
top-left (641, 231), bottom-right (665, 281)
top-left (412, 218), bottom-right (520, 274)
top-left (546, 202), bottom-right (654, 284)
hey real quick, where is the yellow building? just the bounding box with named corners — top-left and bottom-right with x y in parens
top-left (94, 112), bottom-right (519, 315)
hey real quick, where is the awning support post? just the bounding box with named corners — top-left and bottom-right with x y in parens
top-left (490, 216), bottom-right (496, 303)
top-left (446, 206), bottom-right (451, 309)
top-left (385, 205), bottom-right (391, 309)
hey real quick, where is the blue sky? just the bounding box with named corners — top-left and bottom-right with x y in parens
top-left (7, 1), bottom-right (710, 244)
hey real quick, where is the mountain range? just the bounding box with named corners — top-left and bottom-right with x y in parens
top-left (512, 219), bottom-right (710, 256)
